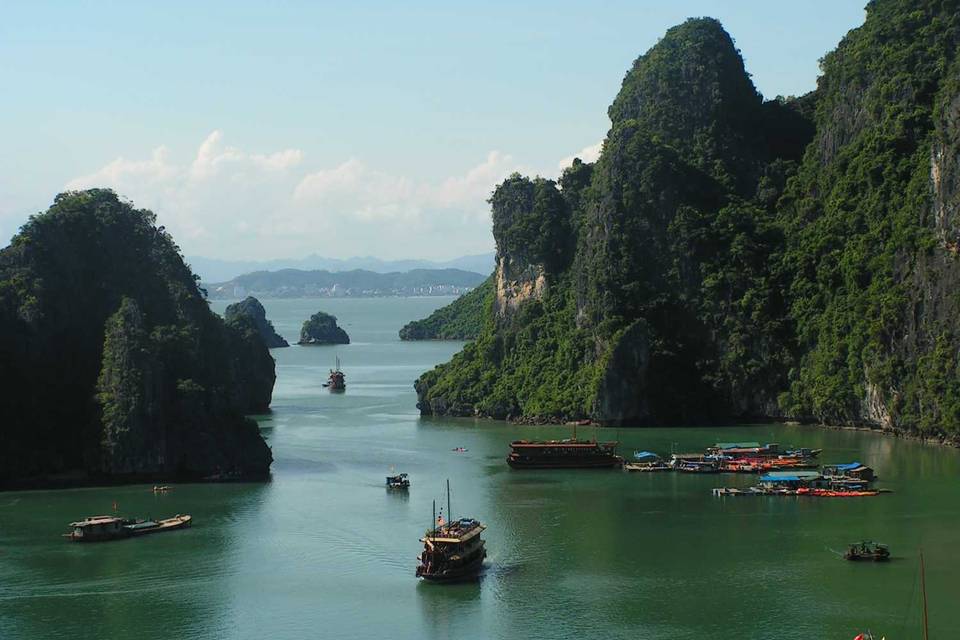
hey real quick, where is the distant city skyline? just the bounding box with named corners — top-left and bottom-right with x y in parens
top-left (1, 1), bottom-right (866, 260)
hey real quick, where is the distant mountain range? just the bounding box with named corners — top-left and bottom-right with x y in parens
top-left (187, 252), bottom-right (495, 282)
top-left (204, 268), bottom-right (487, 299)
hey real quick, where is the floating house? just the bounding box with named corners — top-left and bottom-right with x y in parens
top-left (758, 471), bottom-right (823, 489)
top-left (822, 462), bottom-right (875, 482)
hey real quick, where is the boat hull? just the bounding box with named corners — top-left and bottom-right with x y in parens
top-left (507, 455), bottom-right (622, 469)
top-left (417, 551), bottom-right (486, 583)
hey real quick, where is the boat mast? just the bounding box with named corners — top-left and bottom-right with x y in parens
top-left (921, 549), bottom-right (929, 640)
top-left (432, 499), bottom-right (436, 534)
top-left (446, 479), bottom-right (452, 527)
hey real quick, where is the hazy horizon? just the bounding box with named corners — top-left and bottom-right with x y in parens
top-left (1, 1), bottom-right (866, 260)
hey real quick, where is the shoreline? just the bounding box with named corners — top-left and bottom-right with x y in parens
top-left (459, 412), bottom-right (960, 450)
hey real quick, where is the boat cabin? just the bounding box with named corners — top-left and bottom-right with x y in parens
top-left (758, 471), bottom-right (822, 488)
top-left (66, 516), bottom-right (128, 542)
top-left (822, 462), bottom-right (875, 482)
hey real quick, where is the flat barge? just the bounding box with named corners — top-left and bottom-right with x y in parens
top-left (64, 514), bottom-right (192, 542)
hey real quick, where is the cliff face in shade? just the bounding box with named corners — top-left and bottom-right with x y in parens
top-left (225, 296), bottom-right (289, 348)
top-left (0, 189), bottom-right (273, 488)
top-left (415, 3), bottom-right (960, 441)
top-left (298, 311), bottom-right (350, 345)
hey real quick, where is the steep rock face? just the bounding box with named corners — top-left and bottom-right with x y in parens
top-left (298, 311), bottom-right (349, 345)
top-left (780, 0), bottom-right (960, 436)
top-left (494, 257), bottom-right (546, 320)
top-left (225, 296), bottom-right (289, 348)
top-left (416, 17), bottom-right (804, 425)
top-left (416, 3), bottom-right (960, 439)
top-left (98, 298), bottom-right (165, 474)
top-left (0, 190), bottom-right (273, 487)
top-left (932, 70), bottom-right (960, 249)
top-left (489, 174), bottom-right (572, 322)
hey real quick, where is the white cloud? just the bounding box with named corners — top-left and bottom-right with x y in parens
top-left (557, 141), bottom-right (603, 172)
top-left (62, 131), bottom-right (594, 261)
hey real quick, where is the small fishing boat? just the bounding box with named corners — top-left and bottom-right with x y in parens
top-left (676, 459), bottom-right (720, 473)
top-left (845, 541), bottom-right (890, 561)
top-left (152, 485), bottom-right (173, 493)
top-left (625, 451), bottom-right (670, 472)
top-left (416, 481), bottom-right (486, 583)
top-left (64, 514), bottom-right (191, 542)
top-left (624, 461), bottom-right (672, 472)
top-left (386, 473), bottom-right (410, 489)
top-left (125, 514), bottom-right (192, 537)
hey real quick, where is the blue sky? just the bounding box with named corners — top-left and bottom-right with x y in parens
top-left (0, 1), bottom-right (866, 261)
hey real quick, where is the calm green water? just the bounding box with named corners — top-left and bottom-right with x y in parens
top-left (2, 297), bottom-right (958, 640)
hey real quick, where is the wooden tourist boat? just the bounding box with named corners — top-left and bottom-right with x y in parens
top-left (64, 514), bottom-right (192, 542)
top-left (507, 438), bottom-right (622, 469)
top-left (323, 356), bottom-right (346, 392)
top-left (416, 481), bottom-right (486, 583)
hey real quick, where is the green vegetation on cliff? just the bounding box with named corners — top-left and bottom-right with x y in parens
top-left (399, 275), bottom-right (494, 340)
top-left (778, 0), bottom-right (960, 432)
top-left (0, 189), bottom-right (274, 487)
top-left (416, 2), bottom-right (960, 439)
top-left (225, 296), bottom-right (289, 348)
top-left (417, 17), bottom-right (806, 424)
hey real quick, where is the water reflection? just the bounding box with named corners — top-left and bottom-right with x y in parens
top-left (416, 577), bottom-right (483, 637)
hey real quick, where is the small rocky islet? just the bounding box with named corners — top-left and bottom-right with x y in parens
top-left (298, 311), bottom-right (350, 345)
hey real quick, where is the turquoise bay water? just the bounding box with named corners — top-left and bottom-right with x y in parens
top-left (1, 297), bottom-right (958, 639)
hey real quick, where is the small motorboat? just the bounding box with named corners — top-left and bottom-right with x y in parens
top-left (386, 473), bottom-right (410, 489)
top-left (152, 485), bottom-right (173, 493)
top-left (452, 447), bottom-right (468, 453)
top-left (845, 541), bottom-right (890, 561)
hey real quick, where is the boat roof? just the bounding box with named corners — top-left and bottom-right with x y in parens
top-left (714, 441), bottom-right (761, 449)
top-left (510, 439), bottom-right (618, 448)
top-left (421, 519), bottom-right (485, 544)
top-left (70, 515), bottom-right (122, 526)
top-left (825, 462), bottom-right (864, 470)
top-left (760, 471), bottom-right (822, 482)
top-left (633, 451), bottom-right (658, 459)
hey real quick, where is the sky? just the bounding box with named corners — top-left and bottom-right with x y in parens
top-left (0, 1), bottom-right (867, 261)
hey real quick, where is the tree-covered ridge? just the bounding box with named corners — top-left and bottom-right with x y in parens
top-left (399, 275), bottom-right (494, 340)
top-left (0, 189), bottom-right (273, 487)
top-left (417, 2), bottom-right (960, 440)
top-left (417, 17), bottom-right (808, 424)
top-left (779, 0), bottom-right (960, 431)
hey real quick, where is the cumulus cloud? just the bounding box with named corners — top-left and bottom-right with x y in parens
top-left (63, 131), bottom-right (592, 262)
top-left (557, 141), bottom-right (603, 172)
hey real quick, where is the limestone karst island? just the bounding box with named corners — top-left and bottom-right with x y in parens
top-left (1, 2), bottom-right (957, 639)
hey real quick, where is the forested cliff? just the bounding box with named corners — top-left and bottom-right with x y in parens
top-left (415, 0), bottom-right (960, 440)
top-left (0, 190), bottom-right (274, 487)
